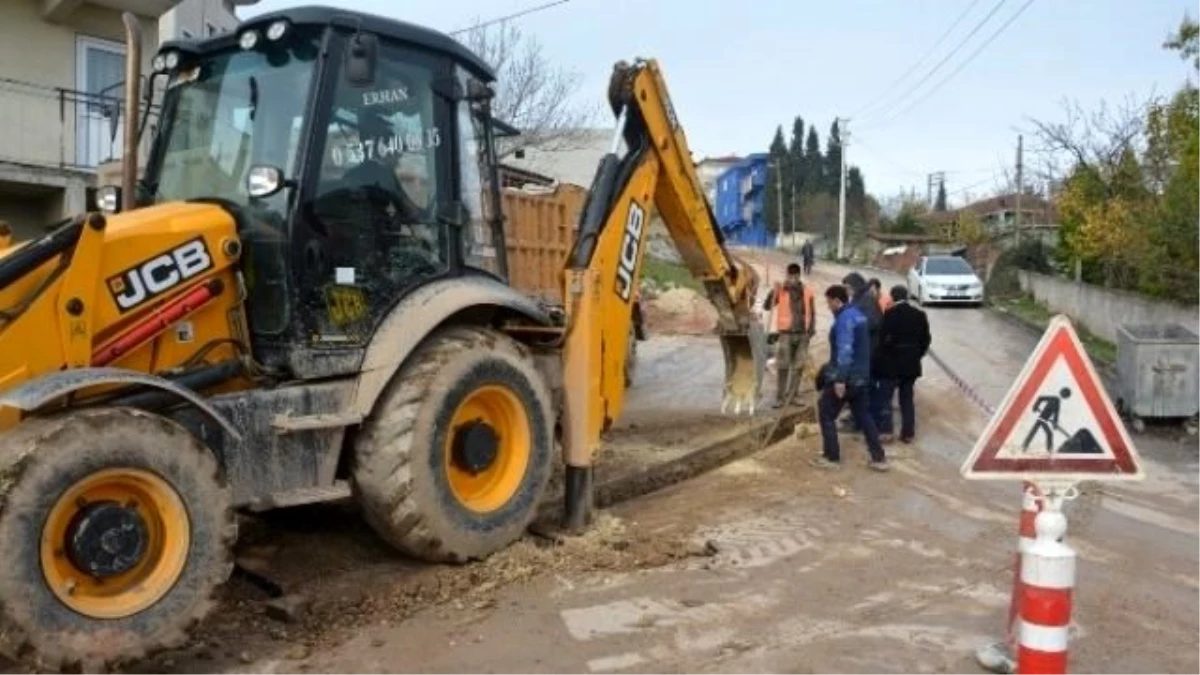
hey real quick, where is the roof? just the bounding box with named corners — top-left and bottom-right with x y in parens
top-left (963, 192), bottom-right (1053, 217)
top-left (867, 232), bottom-right (952, 244)
top-left (239, 5), bottom-right (494, 80)
top-left (697, 155), bottom-right (743, 166)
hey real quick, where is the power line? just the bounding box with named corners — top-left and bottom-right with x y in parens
top-left (859, 0), bottom-right (1011, 127)
top-left (447, 0), bottom-right (571, 36)
top-left (856, 136), bottom-right (997, 179)
top-left (851, 0), bottom-right (986, 121)
top-left (866, 0), bottom-right (1038, 130)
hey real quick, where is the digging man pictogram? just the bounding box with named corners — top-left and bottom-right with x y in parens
top-left (1021, 386), bottom-right (1103, 455)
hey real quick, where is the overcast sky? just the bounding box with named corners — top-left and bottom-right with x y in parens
top-left (245, 0), bottom-right (1196, 205)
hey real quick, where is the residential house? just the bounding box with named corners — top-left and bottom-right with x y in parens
top-left (921, 192), bottom-right (1059, 248)
top-left (714, 153), bottom-right (771, 247)
top-left (0, 0), bottom-right (185, 240)
top-left (696, 155), bottom-right (741, 208)
top-left (504, 129), bottom-right (614, 188)
top-left (160, 0), bottom-right (251, 41)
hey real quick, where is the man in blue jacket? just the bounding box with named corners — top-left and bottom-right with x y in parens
top-left (812, 284), bottom-right (890, 471)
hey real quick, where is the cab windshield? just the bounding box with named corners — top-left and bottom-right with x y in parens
top-left (147, 32), bottom-right (319, 211)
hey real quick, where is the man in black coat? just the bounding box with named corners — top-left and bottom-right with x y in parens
top-left (874, 285), bottom-right (931, 442)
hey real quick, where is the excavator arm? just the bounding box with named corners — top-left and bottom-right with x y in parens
top-left (560, 59), bottom-right (766, 528)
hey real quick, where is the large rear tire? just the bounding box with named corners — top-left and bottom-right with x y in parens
top-left (353, 326), bottom-right (554, 563)
top-left (0, 408), bottom-right (234, 670)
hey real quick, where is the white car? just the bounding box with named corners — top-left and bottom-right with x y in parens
top-left (907, 255), bottom-right (985, 306)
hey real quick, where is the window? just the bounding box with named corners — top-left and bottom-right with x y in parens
top-left (150, 32), bottom-right (319, 334)
top-left (458, 67), bottom-right (498, 272)
top-left (303, 39), bottom-right (452, 341)
top-left (75, 36), bottom-right (125, 167)
top-left (925, 257), bottom-right (974, 275)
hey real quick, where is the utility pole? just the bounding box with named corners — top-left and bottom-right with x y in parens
top-left (789, 184), bottom-right (796, 249)
top-left (927, 171), bottom-right (946, 209)
top-left (837, 117), bottom-right (848, 261)
top-left (1015, 134), bottom-right (1024, 245)
top-left (773, 158), bottom-right (784, 249)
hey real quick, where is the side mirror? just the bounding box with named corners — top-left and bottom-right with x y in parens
top-left (247, 165), bottom-right (285, 198)
top-left (345, 32), bottom-right (377, 87)
top-left (97, 185), bottom-right (122, 214)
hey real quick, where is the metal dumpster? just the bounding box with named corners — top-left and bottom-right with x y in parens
top-left (1116, 323), bottom-right (1200, 428)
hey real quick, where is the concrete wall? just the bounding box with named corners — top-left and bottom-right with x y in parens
top-left (0, 0), bottom-right (159, 169)
top-left (1018, 270), bottom-right (1200, 343)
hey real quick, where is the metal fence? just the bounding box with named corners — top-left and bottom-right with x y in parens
top-left (0, 76), bottom-right (158, 172)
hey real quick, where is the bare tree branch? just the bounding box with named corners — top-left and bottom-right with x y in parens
top-left (1025, 94), bottom-right (1158, 183)
top-left (458, 19), bottom-right (600, 159)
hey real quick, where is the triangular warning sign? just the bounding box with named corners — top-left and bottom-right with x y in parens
top-left (961, 315), bottom-right (1143, 482)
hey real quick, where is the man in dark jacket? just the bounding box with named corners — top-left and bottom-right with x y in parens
top-left (874, 285), bottom-right (931, 442)
top-left (812, 285), bottom-right (889, 471)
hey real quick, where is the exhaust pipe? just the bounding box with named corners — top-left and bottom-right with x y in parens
top-left (121, 12), bottom-right (141, 211)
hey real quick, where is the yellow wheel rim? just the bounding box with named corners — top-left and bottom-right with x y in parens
top-left (40, 468), bottom-right (190, 619)
top-left (444, 384), bottom-right (531, 513)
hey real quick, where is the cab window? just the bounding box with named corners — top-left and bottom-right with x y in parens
top-left (301, 38), bottom-right (453, 343)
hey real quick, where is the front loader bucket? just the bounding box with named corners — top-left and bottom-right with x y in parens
top-left (719, 318), bottom-right (767, 415)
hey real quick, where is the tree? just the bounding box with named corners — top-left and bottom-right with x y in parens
top-left (847, 166), bottom-right (867, 229)
top-left (824, 120), bottom-right (843, 195)
top-left (934, 181), bottom-right (948, 211)
top-left (459, 20), bottom-right (598, 158)
top-left (763, 126), bottom-right (789, 235)
top-left (1163, 15), bottom-right (1199, 70)
top-left (788, 116), bottom-right (807, 200)
top-left (803, 126), bottom-right (823, 195)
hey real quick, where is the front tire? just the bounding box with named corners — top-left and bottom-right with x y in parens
top-left (0, 408), bottom-right (234, 670)
top-left (353, 326), bottom-right (554, 563)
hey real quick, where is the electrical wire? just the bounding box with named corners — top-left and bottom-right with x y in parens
top-left (851, 0), bottom-right (987, 121)
top-left (866, 0), bottom-right (1038, 131)
top-left (858, 0), bottom-right (1011, 127)
top-left (447, 0), bottom-right (572, 36)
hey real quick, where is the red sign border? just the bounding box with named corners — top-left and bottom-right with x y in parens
top-left (962, 316), bottom-right (1143, 480)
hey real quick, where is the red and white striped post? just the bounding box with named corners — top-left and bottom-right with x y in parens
top-left (1017, 496), bottom-right (1075, 674)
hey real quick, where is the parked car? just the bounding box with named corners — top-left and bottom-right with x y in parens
top-left (906, 255), bottom-right (985, 306)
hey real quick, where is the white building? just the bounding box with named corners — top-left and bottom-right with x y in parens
top-left (159, 0), bottom-right (253, 41)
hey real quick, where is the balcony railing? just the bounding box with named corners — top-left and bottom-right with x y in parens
top-left (0, 76), bottom-right (158, 173)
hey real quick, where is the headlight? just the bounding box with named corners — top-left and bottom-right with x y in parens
top-left (97, 186), bottom-right (121, 214)
top-left (266, 20), bottom-right (289, 41)
top-left (239, 29), bottom-right (260, 50)
top-left (152, 54), bottom-right (167, 72)
top-left (164, 50), bottom-right (181, 70)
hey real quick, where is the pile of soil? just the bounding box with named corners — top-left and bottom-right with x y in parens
top-left (643, 287), bottom-right (718, 335)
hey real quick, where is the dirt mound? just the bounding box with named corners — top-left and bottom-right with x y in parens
top-left (644, 287), bottom-right (718, 334)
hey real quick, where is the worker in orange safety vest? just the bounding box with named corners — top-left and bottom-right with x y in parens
top-left (870, 278), bottom-right (893, 313)
top-left (763, 262), bottom-right (816, 408)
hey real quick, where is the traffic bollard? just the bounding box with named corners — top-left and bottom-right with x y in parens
top-left (1017, 502), bottom-right (1075, 674)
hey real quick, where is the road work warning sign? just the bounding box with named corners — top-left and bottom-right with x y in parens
top-left (961, 315), bottom-right (1143, 482)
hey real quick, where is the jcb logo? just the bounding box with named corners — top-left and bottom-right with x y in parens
top-left (614, 201), bottom-right (645, 302)
top-left (107, 238), bottom-right (213, 312)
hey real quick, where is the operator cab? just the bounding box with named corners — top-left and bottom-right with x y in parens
top-left (128, 7), bottom-right (507, 376)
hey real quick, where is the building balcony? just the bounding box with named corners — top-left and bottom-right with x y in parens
top-left (43, 0), bottom-right (182, 22)
top-left (0, 77), bottom-right (158, 176)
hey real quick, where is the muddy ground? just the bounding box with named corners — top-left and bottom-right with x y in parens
top-left (3, 252), bottom-right (1196, 674)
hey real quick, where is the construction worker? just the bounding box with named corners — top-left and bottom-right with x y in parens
top-left (869, 278), bottom-right (893, 313)
top-left (763, 262), bottom-right (816, 408)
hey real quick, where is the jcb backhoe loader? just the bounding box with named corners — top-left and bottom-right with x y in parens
top-left (0, 6), bottom-right (764, 667)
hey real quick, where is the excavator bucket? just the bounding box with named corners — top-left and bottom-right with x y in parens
top-left (719, 319), bottom-right (767, 415)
